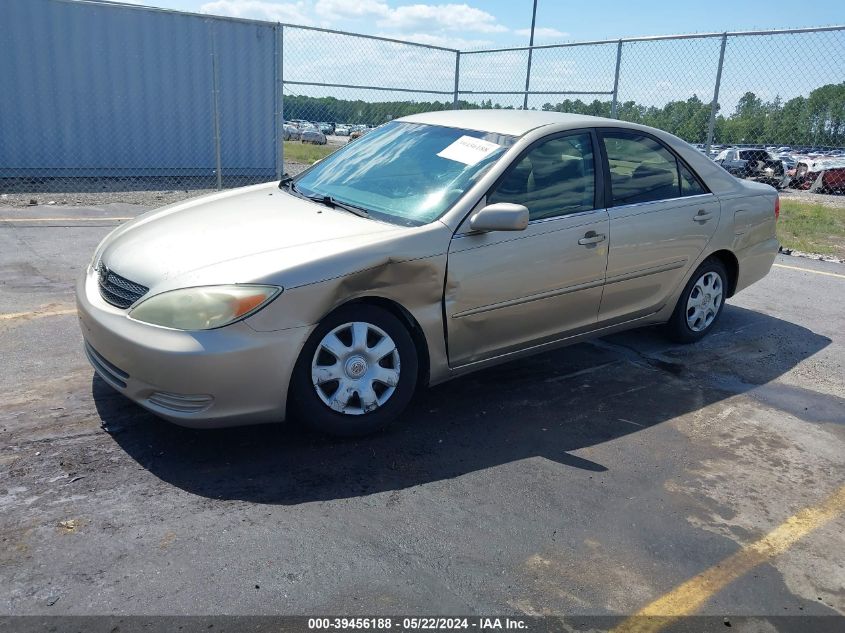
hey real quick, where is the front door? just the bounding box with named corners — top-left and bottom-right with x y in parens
top-left (445, 131), bottom-right (609, 367)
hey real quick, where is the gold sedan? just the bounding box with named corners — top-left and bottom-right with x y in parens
top-left (77, 110), bottom-right (779, 436)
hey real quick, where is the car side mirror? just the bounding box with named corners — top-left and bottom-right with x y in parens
top-left (469, 203), bottom-right (529, 232)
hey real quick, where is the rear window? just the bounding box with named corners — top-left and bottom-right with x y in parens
top-left (741, 150), bottom-right (773, 161)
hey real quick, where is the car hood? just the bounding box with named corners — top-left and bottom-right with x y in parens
top-left (98, 182), bottom-right (403, 290)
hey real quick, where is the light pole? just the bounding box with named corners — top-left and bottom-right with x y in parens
top-left (523, 0), bottom-right (538, 110)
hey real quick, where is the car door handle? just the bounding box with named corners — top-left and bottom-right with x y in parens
top-left (693, 210), bottom-right (713, 222)
top-left (578, 231), bottom-right (606, 245)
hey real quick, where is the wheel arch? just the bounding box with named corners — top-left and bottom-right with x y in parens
top-left (706, 249), bottom-right (739, 297)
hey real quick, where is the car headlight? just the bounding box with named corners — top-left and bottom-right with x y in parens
top-left (129, 285), bottom-right (281, 330)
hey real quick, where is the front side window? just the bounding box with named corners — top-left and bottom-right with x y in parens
top-left (293, 121), bottom-right (515, 226)
top-left (602, 132), bottom-right (707, 205)
top-left (487, 133), bottom-right (596, 221)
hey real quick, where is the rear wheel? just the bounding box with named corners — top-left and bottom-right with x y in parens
top-left (289, 305), bottom-right (418, 437)
top-left (665, 258), bottom-right (728, 343)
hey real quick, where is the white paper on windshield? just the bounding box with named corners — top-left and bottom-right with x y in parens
top-left (437, 136), bottom-right (501, 165)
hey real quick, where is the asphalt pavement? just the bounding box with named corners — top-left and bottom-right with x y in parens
top-left (0, 203), bottom-right (843, 620)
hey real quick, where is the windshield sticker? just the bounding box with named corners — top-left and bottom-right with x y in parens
top-left (437, 136), bottom-right (501, 165)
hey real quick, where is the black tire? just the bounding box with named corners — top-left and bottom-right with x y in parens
top-left (665, 258), bottom-right (729, 344)
top-left (289, 304), bottom-right (418, 437)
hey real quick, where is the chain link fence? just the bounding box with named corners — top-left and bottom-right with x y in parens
top-left (1, 0), bottom-right (844, 203)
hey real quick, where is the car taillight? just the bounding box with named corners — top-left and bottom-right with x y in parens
top-left (774, 196), bottom-right (780, 221)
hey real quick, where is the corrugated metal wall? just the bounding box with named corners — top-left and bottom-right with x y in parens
top-left (0, 0), bottom-right (277, 179)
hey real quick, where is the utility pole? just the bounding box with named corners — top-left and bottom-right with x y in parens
top-left (523, 0), bottom-right (538, 110)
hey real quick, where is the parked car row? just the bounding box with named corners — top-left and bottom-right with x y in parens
top-left (341, 124), bottom-right (373, 139)
top-left (692, 143), bottom-right (845, 193)
top-left (283, 120), bottom-right (377, 145)
top-left (283, 120), bottom-right (327, 145)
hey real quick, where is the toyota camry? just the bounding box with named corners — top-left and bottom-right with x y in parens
top-left (77, 110), bottom-right (779, 436)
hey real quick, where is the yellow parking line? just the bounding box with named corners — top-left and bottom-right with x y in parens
top-left (612, 484), bottom-right (845, 633)
top-left (0, 217), bottom-right (132, 222)
top-left (773, 263), bottom-right (845, 279)
top-left (0, 307), bottom-right (77, 321)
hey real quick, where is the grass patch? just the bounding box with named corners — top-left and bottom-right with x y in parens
top-left (777, 199), bottom-right (845, 258)
top-left (283, 141), bottom-right (337, 165)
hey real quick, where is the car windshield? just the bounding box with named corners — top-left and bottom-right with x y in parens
top-left (291, 121), bottom-right (516, 226)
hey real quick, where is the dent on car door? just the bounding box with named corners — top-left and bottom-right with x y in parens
top-left (597, 130), bottom-right (720, 324)
top-left (445, 131), bottom-right (610, 367)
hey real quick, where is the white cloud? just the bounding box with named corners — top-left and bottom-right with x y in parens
top-left (315, 0), bottom-right (389, 19)
top-left (378, 4), bottom-right (507, 34)
top-left (199, 0), bottom-right (312, 24)
top-left (198, 1), bottom-right (510, 42)
top-left (514, 27), bottom-right (569, 40)
top-left (392, 32), bottom-right (493, 50)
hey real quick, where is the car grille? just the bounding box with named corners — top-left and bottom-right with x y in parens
top-left (97, 262), bottom-right (148, 309)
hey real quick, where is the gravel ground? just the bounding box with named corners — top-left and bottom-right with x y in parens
top-left (780, 189), bottom-right (845, 209)
top-left (0, 188), bottom-right (221, 210)
top-left (0, 163), bottom-right (311, 209)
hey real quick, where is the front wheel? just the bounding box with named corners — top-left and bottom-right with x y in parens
top-left (289, 305), bottom-right (418, 437)
top-left (665, 258), bottom-right (728, 343)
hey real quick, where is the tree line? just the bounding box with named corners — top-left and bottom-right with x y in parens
top-left (283, 82), bottom-right (845, 147)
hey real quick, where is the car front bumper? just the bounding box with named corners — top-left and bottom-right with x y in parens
top-left (76, 267), bottom-right (312, 428)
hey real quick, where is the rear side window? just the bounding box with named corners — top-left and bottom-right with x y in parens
top-left (602, 132), bottom-right (707, 205)
top-left (602, 133), bottom-right (680, 205)
top-left (680, 164), bottom-right (706, 196)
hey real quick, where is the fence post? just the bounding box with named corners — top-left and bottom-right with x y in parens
top-left (610, 40), bottom-right (623, 118)
top-left (275, 24), bottom-right (285, 180)
top-left (523, 49), bottom-right (534, 110)
top-left (522, 0), bottom-right (538, 110)
top-left (705, 33), bottom-right (728, 155)
top-left (453, 51), bottom-right (461, 109)
top-left (209, 21), bottom-right (223, 191)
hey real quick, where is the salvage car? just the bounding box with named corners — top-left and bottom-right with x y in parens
top-left (348, 126), bottom-right (371, 141)
top-left (792, 157), bottom-right (845, 192)
top-left (282, 122), bottom-right (301, 141)
top-left (714, 148), bottom-right (786, 187)
top-left (300, 125), bottom-right (327, 145)
top-left (78, 111), bottom-right (779, 436)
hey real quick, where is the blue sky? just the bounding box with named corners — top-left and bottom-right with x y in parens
top-left (111, 0), bottom-right (843, 114)
top-left (120, 0), bottom-right (845, 49)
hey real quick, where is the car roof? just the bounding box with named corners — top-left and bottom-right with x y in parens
top-left (398, 109), bottom-right (627, 137)
top-left (398, 109), bottom-right (749, 197)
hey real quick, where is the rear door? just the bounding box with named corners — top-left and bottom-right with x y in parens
top-left (445, 131), bottom-right (609, 366)
top-left (596, 129), bottom-right (721, 324)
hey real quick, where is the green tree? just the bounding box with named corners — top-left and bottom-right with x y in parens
top-left (280, 82), bottom-right (845, 148)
